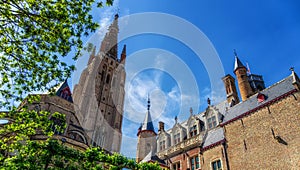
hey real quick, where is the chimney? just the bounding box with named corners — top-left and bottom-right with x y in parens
top-left (158, 121), bottom-right (165, 132)
top-left (222, 74), bottom-right (240, 106)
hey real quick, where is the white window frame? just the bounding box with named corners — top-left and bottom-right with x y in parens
top-left (190, 155), bottom-right (200, 170)
top-left (211, 159), bottom-right (222, 170)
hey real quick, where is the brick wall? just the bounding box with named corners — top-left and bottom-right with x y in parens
top-left (224, 92), bottom-right (300, 169)
top-left (166, 147), bottom-right (200, 170)
top-left (201, 145), bottom-right (228, 170)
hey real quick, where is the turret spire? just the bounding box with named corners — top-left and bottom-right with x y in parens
top-left (137, 95), bottom-right (156, 135)
top-left (233, 49), bottom-right (245, 72)
top-left (147, 94), bottom-right (150, 111)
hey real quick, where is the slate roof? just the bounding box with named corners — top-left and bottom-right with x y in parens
top-left (202, 127), bottom-right (225, 149)
top-left (222, 75), bottom-right (295, 124)
top-left (234, 56), bottom-right (245, 72)
top-left (141, 110), bottom-right (155, 132)
top-left (141, 150), bottom-right (166, 165)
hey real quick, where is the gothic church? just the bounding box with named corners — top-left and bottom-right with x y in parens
top-left (23, 14), bottom-right (126, 153)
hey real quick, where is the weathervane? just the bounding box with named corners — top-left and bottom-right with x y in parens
top-left (234, 49), bottom-right (238, 57)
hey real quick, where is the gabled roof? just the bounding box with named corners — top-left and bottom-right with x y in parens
top-left (222, 75), bottom-right (295, 125)
top-left (55, 80), bottom-right (73, 102)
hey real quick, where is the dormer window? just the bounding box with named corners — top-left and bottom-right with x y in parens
top-left (208, 116), bottom-right (217, 129)
top-left (189, 125), bottom-right (197, 137)
top-left (159, 140), bottom-right (166, 151)
top-left (174, 133), bottom-right (180, 144)
top-left (257, 93), bottom-right (267, 103)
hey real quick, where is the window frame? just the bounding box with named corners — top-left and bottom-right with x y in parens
top-left (190, 155), bottom-right (200, 170)
top-left (159, 140), bottom-right (166, 151)
top-left (189, 124), bottom-right (198, 137)
top-left (174, 133), bottom-right (180, 145)
top-left (211, 159), bottom-right (222, 170)
top-left (207, 115), bottom-right (217, 129)
top-left (172, 161), bottom-right (180, 170)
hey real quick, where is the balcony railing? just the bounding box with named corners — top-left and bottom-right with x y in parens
top-left (157, 133), bottom-right (203, 158)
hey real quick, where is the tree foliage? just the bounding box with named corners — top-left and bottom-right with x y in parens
top-left (0, 0), bottom-right (111, 108)
top-left (0, 1), bottom-right (163, 169)
top-left (0, 107), bottom-right (161, 169)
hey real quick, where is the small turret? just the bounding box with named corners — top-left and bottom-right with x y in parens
top-left (233, 50), bottom-right (253, 101)
top-left (136, 96), bottom-right (157, 163)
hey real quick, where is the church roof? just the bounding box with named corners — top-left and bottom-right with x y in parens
top-left (222, 75), bottom-right (295, 125)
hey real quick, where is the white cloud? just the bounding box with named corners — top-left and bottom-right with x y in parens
top-left (120, 135), bottom-right (138, 158)
top-left (201, 85), bottom-right (226, 107)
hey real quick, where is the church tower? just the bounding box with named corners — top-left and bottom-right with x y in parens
top-left (136, 97), bottom-right (157, 163)
top-left (233, 51), bottom-right (253, 101)
top-left (73, 14), bottom-right (126, 153)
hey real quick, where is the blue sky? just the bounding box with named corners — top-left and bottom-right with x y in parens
top-left (70, 0), bottom-right (300, 158)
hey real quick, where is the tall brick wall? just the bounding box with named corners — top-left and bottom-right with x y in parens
top-left (201, 145), bottom-right (228, 170)
top-left (224, 91), bottom-right (300, 169)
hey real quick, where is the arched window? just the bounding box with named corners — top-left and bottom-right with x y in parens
top-left (106, 74), bottom-right (110, 84)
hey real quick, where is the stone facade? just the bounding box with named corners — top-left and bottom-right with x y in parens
top-left (136, 54), bottom-right (300, 170)
top-left (72, 14), bottom-right (126, 153)
top-left (25, 94), bottom-right (90, 151)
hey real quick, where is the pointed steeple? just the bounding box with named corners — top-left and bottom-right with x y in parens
top-left (234, 50), bottom-right (246, 72)
top-left (141, 96), bottom-right (155, 131)
top-left (233, 50), bottom-right (253, 101)
top-left (137, 96), bottom-right (156, 135)
top-left (120, 44), bottom-right (126, 63)
top-left (100, 14), bottom-right (119, 59)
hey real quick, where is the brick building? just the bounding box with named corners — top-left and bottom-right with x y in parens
top-left (136, 53), bottom-right (300, 169)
